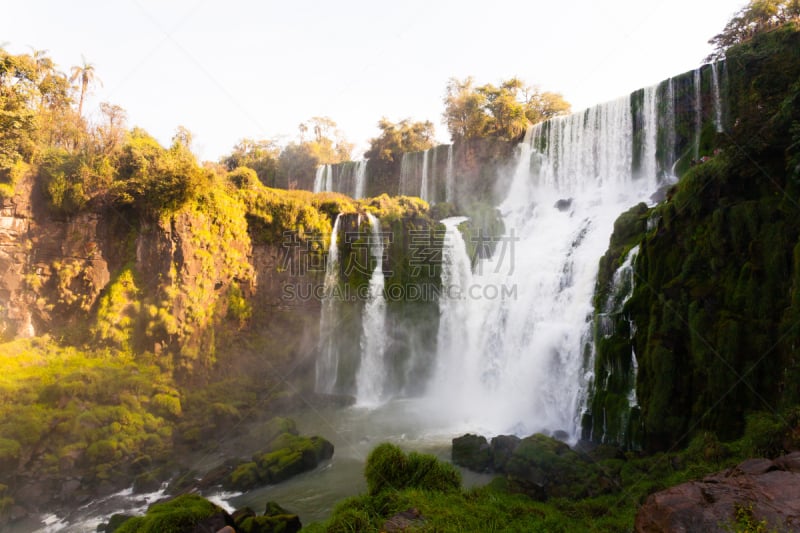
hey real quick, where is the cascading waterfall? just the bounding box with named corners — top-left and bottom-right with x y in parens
top-left (324, 164), bottom-right (334, 192)
top-left (355, 213), bottom-right (389, 406)
top-left (315, 214), bottom-right (343, 393)
top-left (354, 160), bottom-right (368, 199)
top-left (426, 90), bottom-right (663, 438)
top-left (431, 216), bottom-right (476, 406)
top-left (445, 144), bottom-right (454, 203)
top-left (313, 165), bottom-right (326, 193)
top-left (420, 149), bottom-right (430, 202)
top-left (641, 86), bottom-right (658, 180)
top-left (596, 245), bottom-right (641, 443)
top-left (694, 68), bottom-right (702, 160)
top-left (711, 62), bottom-right (724, 132)
top-left (664, 77), bottom-right (677, 173)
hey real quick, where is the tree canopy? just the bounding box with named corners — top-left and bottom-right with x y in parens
top-left (364, 117), bottom-right (435, 163)
top-left (443, 76), bottom-right (571, 142)
top-left (708, 0), bottom-right (800, 59)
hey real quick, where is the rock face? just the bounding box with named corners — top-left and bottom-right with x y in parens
top-left (635, 453), bottom-right (800, 532)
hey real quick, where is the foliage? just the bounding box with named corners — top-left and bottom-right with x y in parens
top-left (222, 138), bottom-right (280, 187)
top-left (708, 0), bottom-right (800, 59)
top-left (0, 337), bottom-right (179, 487)
top-left (112, 128), bottom-right (208, 214)
top-left (443, 76), bottom-right (570, 142)
top-left (584, 26), bottom-right (800, 451)
top-left (364, 443), bottom-right (461, 496)
top-left (114, 494), bottom-right (225, 533)
top-left (364, 117), bottom-right (435, 165)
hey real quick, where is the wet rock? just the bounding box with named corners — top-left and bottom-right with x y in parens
top-left (635, 452), bottom-right (800, 532)
top-left (554, 198), bottom-right (573, 211)
top-left (452, 434), bottom-right (491, 472)
top-left (489, 434), bottom-right (521, 472)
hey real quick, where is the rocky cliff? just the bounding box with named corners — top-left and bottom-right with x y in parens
top-left (585, 24), bottom-right (800, 451)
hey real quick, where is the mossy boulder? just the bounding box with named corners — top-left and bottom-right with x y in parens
top-left (489, 435), bottom-right (521, 472)
top-left (234, 501), bottom-right (302, 533)
top-left (113, 494), bottom-right (234, 533)
top-left (223, 434), bottom-right (334, 491)
top-left (451, 434), bottom-right (491, 472)
top-left (504, 434), bottom-right (612, 500)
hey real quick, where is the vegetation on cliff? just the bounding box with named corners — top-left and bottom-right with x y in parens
top-left (586, 22), bottom-right (800, 451)
top-left (442, 76), bottom-right (571, 142)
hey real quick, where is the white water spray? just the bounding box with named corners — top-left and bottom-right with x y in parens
top-left (355, 213), bottom-right (388, 406)
top-left (316, 215), bottom-right (343, 393)
top-left (427, 92), bottom-right (662, 438)
top-left (354, 160), bottom-right (368, 199)
top-left (694, 69), bottom-right (702, 160)
top-left (711, 62), bottom-right (724, 133)
top-left (445, 144), bottom-right (454, 204)
top-left (420, 149), bottom-right (430, 202)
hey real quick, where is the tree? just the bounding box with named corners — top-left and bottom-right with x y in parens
top-left (442, 76), bottom-right (570, 142)
top-left (222, 138), bottom-right (281, 187)
top-left (479, 78), bottom-right (529, 141)
top-left (0, 48), bottom-right (38, 177)
top-left (442, 77), bottom-right (489, 142)
top-left (364, 118), bottom-right (435, 164)
top-left (297, 116), bottom-right (353, 164)
top-left (97, 102), bottom-right (127, 154)
top-left (69, 57), bottom-right (100, 117)
top-left (113, 127), bottom-right (205, 214)
top-left (524, 88), bottom-right (571, 125)
top-left (707, 0), bottom-right (800, 60)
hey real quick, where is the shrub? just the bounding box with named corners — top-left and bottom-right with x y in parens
top-left (365, 443), bottom-right (461, 496)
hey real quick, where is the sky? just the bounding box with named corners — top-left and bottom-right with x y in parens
top-left (2, 0), bottom-right (746, 161)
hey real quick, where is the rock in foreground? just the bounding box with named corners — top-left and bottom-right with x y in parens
top-left (635, 452), bottom-right (800, 532)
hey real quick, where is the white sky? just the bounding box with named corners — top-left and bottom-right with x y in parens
top-left (2, 0), bottom-right (746, 161)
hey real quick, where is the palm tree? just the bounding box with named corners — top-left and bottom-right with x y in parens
top-left (69, 56), bottom-right (100, 117)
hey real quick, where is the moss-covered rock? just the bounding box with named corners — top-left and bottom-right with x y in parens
top-left (114, 494), bottom-right (233, 533)
top-left (451, 434), bottom-right (491, 472)
top-left (503, 434), bottom-right (614, 501)
top-left (234, 501), bottom-right (302, 533)
top-left (223, 432), bottom-right (334, 491)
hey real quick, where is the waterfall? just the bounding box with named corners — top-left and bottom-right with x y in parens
top-left (419, 149), bottom-right (430, 202)
top-left (355, 213), bottom-right (388, 406)
top-left (711, 62), bottom-right (724, 133)
top-left (313, 166), bottom-right (325, 193)
top-left (596, 245), bottom-right (641, 444)
top-left (324, 164), bottom-right (333, 192)
top-left (315, 215), bottom-right (343, 393)
top-left (641, 86), bottom-right (658, 181)
top-left (598, 245), bottom-right (640, 338)
top-left (664, 77), bottom-right (677, 174)
top-left (693, 69), bottom-right (702, 160)
top-left (430, 217), bottom-right (475, 404)
top-left (445, 144), bottom-right (454, 203)
top-left (313, 165), bottom-right (334, 193)
top-left (354, 160), bottom-right (368, 199)
top-left (427, 91), bottom-right (662, 438)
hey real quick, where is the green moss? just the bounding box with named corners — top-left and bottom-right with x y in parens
top-left (365, 443), bottom-right (461, 496)
top-left (114, 494), bottom-right (225, 533)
